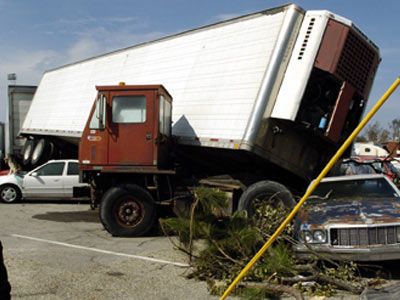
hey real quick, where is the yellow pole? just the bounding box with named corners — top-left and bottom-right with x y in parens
top-left (220, 77), bottom-right (400, 300)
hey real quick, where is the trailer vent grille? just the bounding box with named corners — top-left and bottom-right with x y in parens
top-left (336, 30), bottom-right (377, 94)
top-left (298, 18), bottom-right (315, 60)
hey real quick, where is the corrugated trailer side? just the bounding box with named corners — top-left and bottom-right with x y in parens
top-left (21, 4), bottom-right (303, 148)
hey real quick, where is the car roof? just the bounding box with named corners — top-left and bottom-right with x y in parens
top-left (46, 159), bottom-right (79, 163)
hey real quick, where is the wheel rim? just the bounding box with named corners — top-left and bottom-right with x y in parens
top-left (1, 187), bottom-right (17, 203)
top-left (113, 197), bottom-right (144, 228)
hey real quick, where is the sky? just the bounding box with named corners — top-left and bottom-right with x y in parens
top-left (0, 0), bottom-right (399, 126)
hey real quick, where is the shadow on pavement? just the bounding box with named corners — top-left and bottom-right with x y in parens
top-left (20, 199), bottom-right (90, 205)
top-left (359, 261), bottom-right (400, 280)
top-left (32, 209), bottom-right (99, 223)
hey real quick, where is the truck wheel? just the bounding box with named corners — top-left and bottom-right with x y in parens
top-left (31, 139), bottom-right (51, 166)
top-left (22, 139), bottom-right (36, 166)
top-left (99, 184), bottom-right (156, 236)
top-left (238, 181), bottom-right (295, 217)
top-left (0, 185), bottom-right (21, 203)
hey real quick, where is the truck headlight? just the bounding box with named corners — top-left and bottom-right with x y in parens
top-left (313, 230), bottom-right (327, 243)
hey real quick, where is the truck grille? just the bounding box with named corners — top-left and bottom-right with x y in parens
top-left (330, 226), bottom-right (399, 246)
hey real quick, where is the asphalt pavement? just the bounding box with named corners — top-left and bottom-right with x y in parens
top-left (0, 201), bottom-right (217, 299)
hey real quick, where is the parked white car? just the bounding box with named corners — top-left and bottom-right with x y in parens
top-left (0, 160), bottom-right (89, 203)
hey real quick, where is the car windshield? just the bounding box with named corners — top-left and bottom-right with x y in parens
top-left (312, 178), bottom-right (399, 199)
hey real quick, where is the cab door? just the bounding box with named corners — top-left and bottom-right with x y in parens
top-left (108, 90), bottom-right (157, 166)
top-left (79, 92), bottom-right (109, 166)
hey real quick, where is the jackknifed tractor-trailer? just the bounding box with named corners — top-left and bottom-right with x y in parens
top-left (20, 4), bottom-right (380, 235)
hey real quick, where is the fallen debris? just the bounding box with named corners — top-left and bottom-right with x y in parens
top-left (160, 187), bottom-right (372, 299)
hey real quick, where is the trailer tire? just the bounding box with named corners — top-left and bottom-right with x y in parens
top-left (48, 142), bottom-right (57, 159)
top-left (0, 184), bottom-right (21, 203)
top-left (238, 181), bottom-right (295, 217)
top-left (30, 138), bottom-right (52, 166)
top-left (22, 139), bottom-right (36, 166)
top-left (99, 184), bottom-right (156, 237)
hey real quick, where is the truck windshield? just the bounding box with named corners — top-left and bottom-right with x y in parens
top-left (112, 96), bottom-right (146, 123)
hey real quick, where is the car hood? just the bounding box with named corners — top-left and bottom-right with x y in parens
top-left (298, 197), bottom-right (400, 226)
top-left (0, 174), bottom-right (22, 187)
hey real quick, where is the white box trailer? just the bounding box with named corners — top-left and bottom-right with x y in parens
top-left (21, 4), bottom-right (379, 181)
top-left (23, 5), bottom-right (301, 143)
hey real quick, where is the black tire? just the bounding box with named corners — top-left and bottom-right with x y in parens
top-left (48, 142), bottom-right (57, 159)
top-left (0, 184), bottom-right (21, 203)
top-left (22, 139), bottom-right (36, 166)
top-left (30, 138), bottom-right (51, 166)
top-left (99, 184), bottom-right (156, 237)
top-left (238, 181), bottom-right (295, 217)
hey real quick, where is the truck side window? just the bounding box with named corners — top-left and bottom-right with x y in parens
top-left (159, 96), bottom-right (172, 136)
top-left (112, 96), bottom-right (146, 123)
top-left (89, 94), bottom-right (106, 130)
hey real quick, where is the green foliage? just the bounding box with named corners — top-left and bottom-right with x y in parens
top-left (252, 200), bottom-right (293, 238)
top-left (298, 282), bottom-right (336, 297)
top-left (260, 243), bottom-right (296, 278)
top-left (161, 186), bottom-right (362, 299)
top-left (239, 287), bottom-right (268, 300)
top-left (323, 262), bottom-right (358, 282)
top-left (194, 186), bottom-right (230, 216)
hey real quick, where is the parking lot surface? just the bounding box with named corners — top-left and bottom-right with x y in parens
top-left (0, 201), bottom-right (217, 299)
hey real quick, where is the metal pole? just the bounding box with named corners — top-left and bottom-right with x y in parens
top-left (220, 77), bottom-right (400, 300)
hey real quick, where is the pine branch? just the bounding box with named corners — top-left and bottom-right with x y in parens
top-left (210, 239), bottom-right (242, 265)
top-left (240, 281), bottom-right (304, 300)
top-left (315, 273), bottom-right (364, 294)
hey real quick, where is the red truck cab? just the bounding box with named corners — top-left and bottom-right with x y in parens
top-left (80, 84), bottom-right (173, 172)
top-left (79, 84), bottom-right (175, 236)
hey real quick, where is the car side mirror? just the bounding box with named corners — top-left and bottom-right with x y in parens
top-left (31, 172), bottom-right (38, 177)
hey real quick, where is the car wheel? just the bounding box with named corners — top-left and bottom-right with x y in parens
top-left (238, 181), bottom-right (295, 217)
top-left (22, 139), bottom-right (36, 166)
top-left (0, 185), bottom-right (21, 203)
top-left (99, 184), bottom-right (156, 237)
